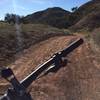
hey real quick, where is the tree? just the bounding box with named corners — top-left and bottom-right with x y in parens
top-left (71, 7), bottom-right (78, 12)
top-left (4, 13), bottom-right (21, 24)
top-left (5, 13), bottom-right (11, 23)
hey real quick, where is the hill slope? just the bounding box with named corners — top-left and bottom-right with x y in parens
top-left (70, 0), bottom-right (100, 31)
top-left (73, 0), bottom-right (100, 21)
top-left (23, 7), bottom-right (71, 28)
top-left (70, 11), bottom-right (100, 31)
top-left (22, 0), bottom-right (100, 30)
top-left (0, 23), bottom-right (67, 66)
top-left (0, 35), bottom-right (100, 100)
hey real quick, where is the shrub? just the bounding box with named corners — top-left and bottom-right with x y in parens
top-left (91, 28), bottom-right (100, 47)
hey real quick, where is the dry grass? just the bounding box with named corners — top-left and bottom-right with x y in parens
top-left (70, 11), bottom-right (100, 32)
top-left (0, 23), bottom-right (71, 66)
top-left (91, 28), bottom-right (100, 47)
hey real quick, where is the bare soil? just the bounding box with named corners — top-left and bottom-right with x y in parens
top-left (0, 35), bottom-right (100, 100)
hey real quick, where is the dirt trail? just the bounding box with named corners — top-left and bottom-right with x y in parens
top-left (0, 35), bottom-right (100, 100)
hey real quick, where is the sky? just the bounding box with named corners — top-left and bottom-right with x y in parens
top-left (0, 0), bottom-right (91, 20)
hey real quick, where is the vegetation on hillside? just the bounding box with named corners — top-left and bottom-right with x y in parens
top-left (4, 13), bottom-right (22, 24)
top-left (69, 0), bottom-right (100, 31)
top-left (0, 23), bottom-right (70, 66)
top-left (70, 11), bottom-right (100, 31)
top-left (0, 0), bottom-right (100, 66)
top-left (22, 7), bottom-right (71, 29)
top-left (91, 28), bottom-right (100, 47)
top-left (3, 0), bottom-right (100, 31)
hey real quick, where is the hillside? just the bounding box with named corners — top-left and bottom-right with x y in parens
top-left (23, 7), bottom-right (71, 28)
top-left (70, 11), bottom-right (100, 31)
top-left (0, 35), bottom-right (100, 100)
top-left (72, 0), bottom-right (100, 22)
top-left (22, 0), bottom-right (100, 31)
top-left (70, 0), bottom-right (100, 31)
top-left (0, 23), bottom-right (68, 66)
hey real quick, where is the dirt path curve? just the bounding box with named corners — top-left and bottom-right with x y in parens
top-left (0, 35), bottom-right (100, 100)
